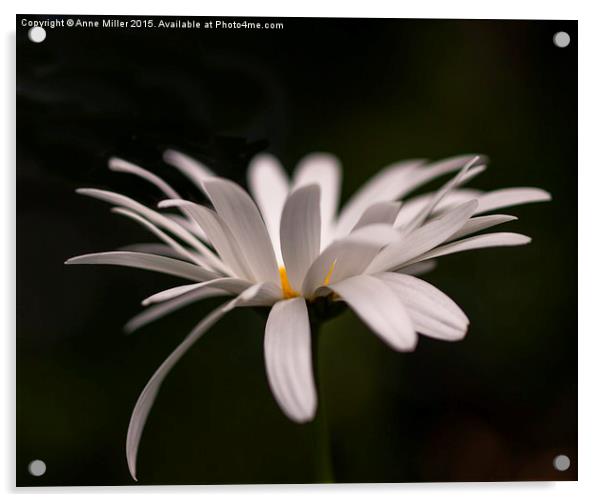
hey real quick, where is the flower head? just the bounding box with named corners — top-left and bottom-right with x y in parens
top-left (66, 150), bottom-right (550, 480)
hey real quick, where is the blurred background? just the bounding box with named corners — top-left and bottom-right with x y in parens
top-left (16, 16), bottom-right (576, 485)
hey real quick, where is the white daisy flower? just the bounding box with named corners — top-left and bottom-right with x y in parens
top-left (66, 150), bottom-right (550, 480)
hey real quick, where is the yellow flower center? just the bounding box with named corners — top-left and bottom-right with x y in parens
top-left (279, 267), bottom-right (300, 299)
top-left (279, 260), bottom-right (337, 300)
top-left (322, 259), bottom-right (336, 286)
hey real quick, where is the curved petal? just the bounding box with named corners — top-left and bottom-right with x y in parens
top-left (335, 155), bottom-right (483, 239)
top-left (167, 214), bottom-right (208, 242)
top-left (397, 260), bottom-right (437, 276)
top-left (334, 159), bottom-right (424, 238)
top-left (119, 243), bottom-right (186, 259)
top-left (126, 307), bottom-right (225, 481)
top-left (301, 224), bottom-right (400, 297)
top-left (473, 187), bottom-right (551, 215)
top-left (446, 214), bottom-right (517, 242)
top-left (202, 178), bottom-right (280, 284)
top-left (264, 297), bottom-right (316, 422)
top-left (111, 207), bottom-right (205, 267)
top-left (401, 188), bottom-right (551, 223)
top-left (280, 185), bottom-right (321, 291)
top-left (292, 153), bottom-right (341, 246)
top-left (367, 200), bottom-right (478, 273)
top-left (109, 156), bottom-right (206, 250)
top-left (402, 158), bottom-right (483, 234)
top-left (142, 277), bottom-right (253, 306)
top-left (405, 232), bottom-right (532, 265)
top-left (109, 158), bottom-right (180, 199)
top-left (76, 188), bottom-right (222, 270)
top-left (125, 282), bottom-right (282, 334)
top-left (126, 283), bottom-right (276, 481)
top-left (397, 154), bottom-right (487, 200)
top-left (162, 149), bottom-right (214, 191)
top-left (326, 275), bottom-right (417, 351)
top-left (235, 282), bottom-right (283, 307)
top-left (65, 251), bottom-right (219, 282)
top-left (160, 199), bottom-right (253, 281)
top-left (248, 153), bottom-right (290, 263)
top-left (352, 201), bottom-right (402, 231)
top-left (395, 189), bottom-right (483, 228)
top-left (379, 272), bottom-right (468, 341)
top-left (125, 287), bottom-right (228, 334)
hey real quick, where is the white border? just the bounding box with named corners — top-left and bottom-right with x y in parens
top-left (3, 1), bottom-right (599, 500)
top-left (0, 0), bottom-right (585, 19)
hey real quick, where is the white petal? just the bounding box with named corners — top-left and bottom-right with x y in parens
top-left (162, 149), bottom-right (214, 191)
top-left (77, 188), bottom-right (223, 270)
top-left (264, 297), bottom-right (316, 422)
top-left (402, 158), bottom-right (483, 234)
top-left (125, 287), bottom-right (228, 333)
top-left (142, 282), bottom-right (207, 306)
top-left (292, 153), bottom-right (341, 246)
top-left (234, 282), bottom-right (283, 307)
top-left (142, 277), bottom-right (253, 306)
top-left (397, 154), bottom-right (487, 199)
top-left (65, 251), bottom-right (218, 282)
top-left (126, 306), bottom-right (226, 481)
top-left (109, 158), bottom-right (180, 199)
top-left (366, 200), bottom-right (478, 273)
top-left (301, 224), bottom-right (401, 297)
top-left (202, 178), bottom-right (280, 284)
top-left (108, 159), bottom-right (209, 245)
top-left (248, 153), bottom-right (290, 264)
top-left (446, 214), bottom-right (517, 242)
top-left (334, 155), bottom-right (483, 239)
top-left (379, 272), bottom-right (468, 341)
top-left (334, 159), bottom-right (424, 238)
top-left (167, 214), bottom-right (208, 242)
top-left (126, 283), bottom-right (276, 480)
top-left (120, 243), bottom-right (185, 259)
top-left (352, 201), bottom-right (402, 231)
top-left (280, 185), bottom-right (321, 291)
top-left (397, 260), bottom-right (437, 276)
top-left (395, 189), bottom-right (483, 227)
top-left (473, 187), bottom-right (551, 215)
top-left (326, 275), bottom-right (417, 351)
top-left (160, 199), bottom-right (253, 281)
top-left (348, 224), bottom-right (401, 244)
top-left (406, 232), bottom-right (532, 265)
top-left (111, 207), bottom-right (205, 267)
top-left (127, 281), bottom-right (279, 334)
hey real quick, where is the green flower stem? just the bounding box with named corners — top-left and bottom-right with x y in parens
top-left (311, 321), bottom-right (335, 483)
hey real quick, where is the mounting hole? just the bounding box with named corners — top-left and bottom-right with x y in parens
top-left (28, 459), bottom-right (46, 477)
top-left (553, 454), bottom-right (570, 471)
top-left (553, 31), bottom-right (570, 48)
top-left (28, 26), bottom-right (46, 43)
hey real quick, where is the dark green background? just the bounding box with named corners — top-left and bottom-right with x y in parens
top-left (17, 16), bottom-right (577, 485)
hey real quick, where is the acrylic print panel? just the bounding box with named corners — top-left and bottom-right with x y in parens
top-left (16, 15), bottom-right (577, 486)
